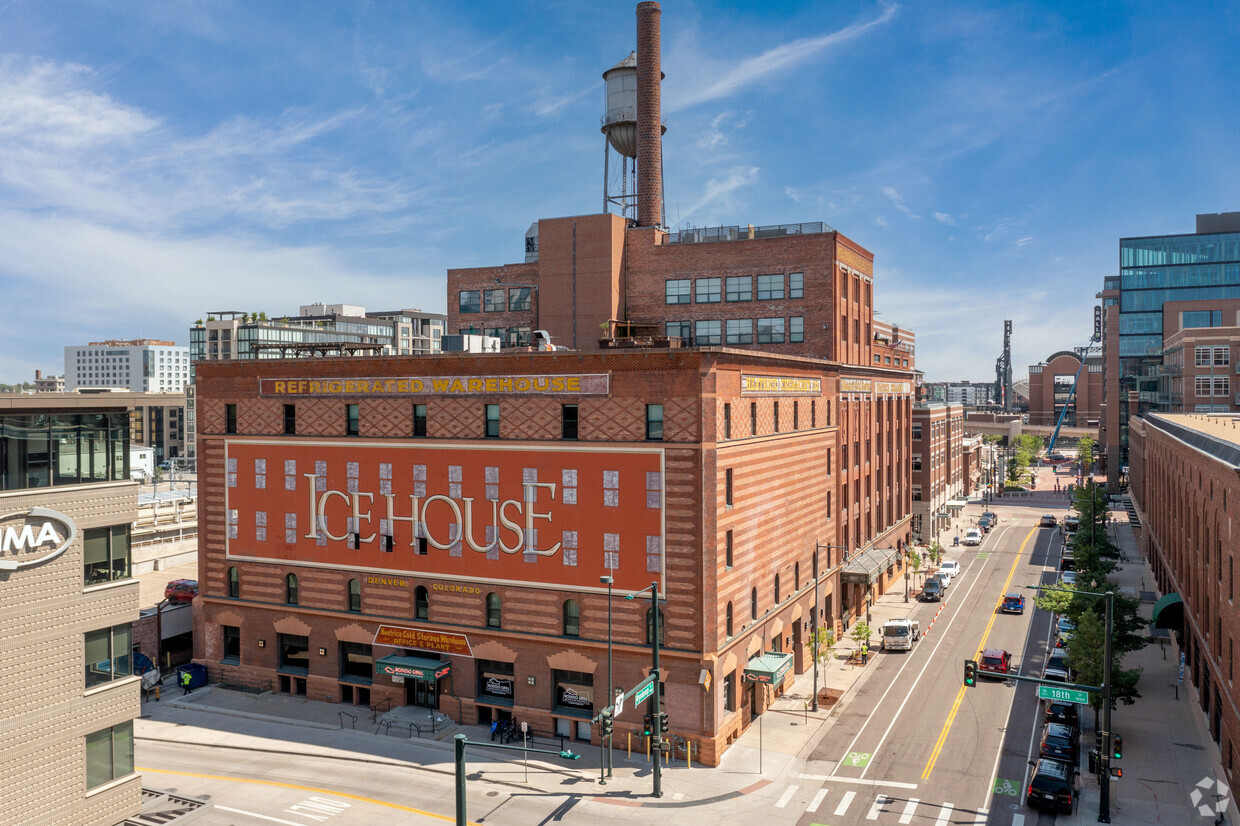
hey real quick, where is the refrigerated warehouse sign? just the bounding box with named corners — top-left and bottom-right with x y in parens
top-left (740, 375), bottom-right (821, 395)
top-left (260, 374), bottom-right (609, 397)
top-left (223, 440), bottom-right (665, 592)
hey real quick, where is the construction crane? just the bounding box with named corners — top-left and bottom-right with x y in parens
top-left (1046, 336), bottom-right (1102, 457)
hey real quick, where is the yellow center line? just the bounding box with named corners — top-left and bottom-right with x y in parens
top-left (920, 525), bottom-right (1039, 780)
top-left (137, 766), bottom-right (479, 825)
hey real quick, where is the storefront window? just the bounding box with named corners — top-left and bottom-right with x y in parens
top-left (222, 625), bottom-right (241, 663)
top-left (552, 669), bottom-right (594, 718)
top-left (278, 633), bottom-right (309, 674)
top-left (477, 659), bottom-right (516, 706)
top-left (339, 641), bottom-right (373, 682)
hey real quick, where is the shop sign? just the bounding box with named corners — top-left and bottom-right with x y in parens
top-left (0, 507), bottom-right (76, 571)
top-left (260, 374), bottom-right (610, 398)
top-left (483, 677), bottom-right (514, 697)
top-left (874, 381), bottom-right (911, 394)
top-left (740, 375), bottom-right (821, 396)
top-left (373, 625), bottom-right (473, 657)
top-left (377, 659), bottom-right (451, 681)
top-left (558, 685), bottom-right (593, 709)
top-left (839, 378), bottom-right (872, 393)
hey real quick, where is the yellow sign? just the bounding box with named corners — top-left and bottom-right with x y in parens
top-left (260, 374), bottom-right (609, 397)
top-left (740, 375), bottom-right (821, 395)
top-left (839, 378), bottom-right (872, 393)
top-left (874, 381), bottom-right (912, 394)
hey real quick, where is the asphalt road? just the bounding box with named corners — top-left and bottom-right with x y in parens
top-left (784, 514), bottom-right (1071, 826)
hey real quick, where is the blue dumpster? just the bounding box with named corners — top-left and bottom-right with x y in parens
top-left (177, 663), bottom-right (208, 689)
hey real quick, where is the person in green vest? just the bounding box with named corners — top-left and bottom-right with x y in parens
top-left (861, 642), bottom-right (869, 665)
top-left (180, 669), bottom-right (193, 695)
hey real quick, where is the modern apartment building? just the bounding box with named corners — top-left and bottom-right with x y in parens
top-left (1100, 212), bottom-right (1240, 486)
top-left (924, 381), bottom-right (995, 407)
top-left (0, 395), bottom-right (141, 825)
top-left (910, 403), bottom-right (966, 544)
top-left (65, 339), bottom-right (190, 393)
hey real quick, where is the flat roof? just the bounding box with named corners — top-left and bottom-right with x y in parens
top-left (1147, 413), bottom-right (1240, 468)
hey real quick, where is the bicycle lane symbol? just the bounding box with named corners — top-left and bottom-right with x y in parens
top-left (846, 752), bottom-right (872, 768)
top-left (993, 778), bottom-right (1019, 796)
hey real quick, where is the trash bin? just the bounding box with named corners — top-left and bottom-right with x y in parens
top-left (177, 663), bottom-right (208, 690)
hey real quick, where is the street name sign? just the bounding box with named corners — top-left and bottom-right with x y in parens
top-left (1038, 685), bottom-right (1089, 704)
top-left (635, 680), bottom-right (654, 704)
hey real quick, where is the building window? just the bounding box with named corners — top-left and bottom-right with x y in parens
top-left (774, 401), bottom-right (780, 433)
top-left (85, 623), bottom-right (132, 688)
top-left (563, 600), bottom-right (581, 637)
top-left (725, 275), bottom-right (752, 302)
top-left (757, 317), bottom-right (785, 344)
top-left (774, 574), bottom-right (781, 603)
top-left (725, 468), bottom-right (734, 506)
top-left (415, 585), bottom-right (429, 620)
top-left (723, 403), bottom-right (732, 439)
top-left (339, 641), bottom-right (373, 682)
top-left (86, 722), bottom-right (134, 791)
top-left (794, 400), bottom-right (799, 429)
top-left (725, 529), bottom-right (734, 568)
top-left (483, 289), bottom-right (505, 312)
top-left (724, 672), bottom-right (736, 712)
top-left (725, 602), bottom-right (734, 636)
top-left (646, 607), bottom-right (666, 645)
top-left (283, 404), bottom-right (296, 435)
top-left (286, 573), bottom-right (299, 606)
top-left (348, 579), bottom-right (361, 612)
top-left (225, 403), bottom-right (237, 434)
top-left (789, 272), bottom-right (804, 299)
top-left (756, 274), bottom-right (783, 300)
top-left (413, 404), bottom-right (427, 437)
top-left (750, 402), bottom-right (758, 435)
top-left (508, 287), bottom-right (532, 312)
top-left (913, 423), bottom-right (922, 440)
top-left (222, 625), bottom-right (241, 663)
top-left (725, 319), bottom-right (753, 345)
top-left (751, 587), bottom-right (758, 620)
top-left (696, 277), bottom-right (721, 303)
top-left (227, 566), bottom-right (239, 598)
top-left (485, 404), bottom-right (500, 438)
top-left (278, 633), bottom-right (309, 673)
top-left (459, 290), bottom-right (481, 313)
top-left (486, 592), bottom-right (502, 628)
top-left (695, 319), bottom-right (722, 345)
top-left (84, 525), bottom-right (131, 586)
top-left (789, 317), bottom-right (804, 343)
top-left (562, 404), bottom-right (579, 440)
top-left (346, 404), bottom-right (360, 436)
top-left (665, 279), bottom-right (691, 304)
top-left (666, 320), bottom-right (692, 343)
top-left (646, 404), bottom-right (664, 441)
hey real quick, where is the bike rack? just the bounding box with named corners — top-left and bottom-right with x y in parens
top-left (407, 722), bottom-right (422, 739)
top-left (338, 711), bottom-right (356, 730)
top-left (375, 720), bottom-right (392, 736)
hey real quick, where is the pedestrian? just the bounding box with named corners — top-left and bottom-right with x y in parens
top-left (861, 642), bottom-right (869, 665)
top-left (180, 669), bottom-right (193, 695)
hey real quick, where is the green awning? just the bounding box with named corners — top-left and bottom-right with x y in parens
top-left (1152, 592), bottom-right (1184, 629)
top-left (375, 655), bottom-right (450, 682)
top-left (743, 651), bottom-right (793, 685)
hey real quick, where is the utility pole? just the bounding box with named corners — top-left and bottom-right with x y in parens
top-left (1099, 589), bottom-right (1114, 823)
top-left (650, 580), bottom-right (663, 798)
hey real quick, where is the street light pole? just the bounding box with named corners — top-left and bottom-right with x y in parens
top-left (1099, 589), bottom-right (1114, 823)
top-left (600, 575), bottom-right (614, 779)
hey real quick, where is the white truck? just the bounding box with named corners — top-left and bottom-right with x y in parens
top-left (881, 618), bottom-right (921, 651)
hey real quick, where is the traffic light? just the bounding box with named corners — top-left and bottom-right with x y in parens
top-left (600, 710), bottom-right (613, 738)
top-left (1109, 766), bottom-right (1123, 778)
top-left (964, 659), bottom-right (977, 687)
top-left (642, 713), bottom-right (653, 737)
top-left (658, 711), bottom-right (669, 733)
top-left (1112, 734), bottom-right (1122, 760)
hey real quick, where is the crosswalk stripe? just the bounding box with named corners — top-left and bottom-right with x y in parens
top-left (774, 785), bottom-right (797, 808)
top-left (806, 788), bottom-right (827, 813)
top-left (1011, 814), bottom-right (1022, 826)
top-left (975, 809), bottom-right (990, 825)
top-left (835, 790), bottom-right (856, 816)
top-left (866, 794), bottom-right (890, 820)
top-left (934, 802), bottom-right (954, 826)
top-left (899, 798), bottom-right (919, 824)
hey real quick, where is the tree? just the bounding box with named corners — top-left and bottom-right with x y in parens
top-left (1064, 610), bottom-right (1142, 734)
top-left (258, 311), bottom-right (268, 321)
top-left (807, 627), bottom-right (836, 680)
top-left (906, 548), bottom-right (923, 584)
top-left (928, 542), bottom-right (943, 567)
top-left (1077, 435), bottom-right (1096, 472)
top-left (1034, 582), bottom-right (1076, 616)
top-left (850, 621), bottom-right (872, 657)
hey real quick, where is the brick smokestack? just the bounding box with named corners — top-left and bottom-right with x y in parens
top-left (636, 1), bottom-right (663, 228)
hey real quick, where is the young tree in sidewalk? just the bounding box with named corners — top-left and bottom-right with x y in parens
top-left (806, 627), bottom-right (836, 684)
top-left (849, 621), bottom-right (872, 662)
top-left (905, 548), bottom-right (923, 585)
top-left (1064, 610), bottom-right (1142, 736)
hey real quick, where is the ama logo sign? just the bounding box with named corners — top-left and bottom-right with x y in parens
top-left (0, 507), bottom-right (77, 570)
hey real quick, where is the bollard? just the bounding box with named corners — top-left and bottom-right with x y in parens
top-left (627, 732), bottom-right (632, 758)
top-left (154, 684), bottom-right (160, 702)
top-left (686, 740), bottom-right (692, 769)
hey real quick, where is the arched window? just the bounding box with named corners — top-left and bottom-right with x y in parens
top-left (227, 566), bottom-right (239, 598)
top-left (751, 587), bottom-right (758, 620)
top-left (415, 586), bottom-right (429, 620)
top-left (286, 573), bottom-right (299, 606)
top-left (563, 599), bottom-right (580, 637)
top-left (774, 573), bottom-right (781, 604)
top-left (725, 602), bottom-right (733, 637)
top-left (646, 607), bottom-right (666, 645)
top-left (347, 579), bottom-right (361, 612)
top-left (486, 593), bottom-right (501, 628)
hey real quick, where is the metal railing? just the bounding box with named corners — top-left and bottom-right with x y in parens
top-left (338, 711), bottom-right (357, 730)
top-left (369, 697), bottom-right (392, 723)
top-left (666, 221), bottom-right (832, 245)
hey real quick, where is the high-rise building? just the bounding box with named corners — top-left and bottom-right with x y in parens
top-left (65, 339), bottom-right (189, 393)
top-left (1100, 212), bottom-right (1240, 487)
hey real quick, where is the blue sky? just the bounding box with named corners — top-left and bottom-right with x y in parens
top-left (1, 0), bottom-right (1238, 386)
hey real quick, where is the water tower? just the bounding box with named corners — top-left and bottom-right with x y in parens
top-left (601, 2), bottom-right (666, 226)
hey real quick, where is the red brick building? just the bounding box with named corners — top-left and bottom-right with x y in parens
top-left (1027, 351), bottom-right (1103, 428)
top-left (1130, 412), bottom-right (1240, 784)
top-left (910, 404), bottom-right (965, 545)
top-left (192, 350), bottom-right (913, 765)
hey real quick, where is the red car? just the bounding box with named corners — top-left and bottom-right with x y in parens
top-left (165, 579), bottom-right (198, 604)
top-left (978, 648), bottom-right (1012, 678)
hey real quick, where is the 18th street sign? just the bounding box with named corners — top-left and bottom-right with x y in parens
top-left (1038, 685), bottom-right (1089, 705)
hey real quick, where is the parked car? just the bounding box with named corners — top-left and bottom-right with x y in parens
top-left (164, 579), bottom-right (198, 604)
top-left (977, 515), bottom-right (995, 532)
top-left (921, 579), bottom-right (943, 602)
top-left (962, 528), bottom-right (983, 546)
top-left (939, 560), bottom-right (961, 579)
top-left (1060, 571), bottom-right (1078, 586)
top-left (1057, 617), bottom-right (1076, 635)
top-left (1046, 649), bottom-right (1074, 678)
top-left (1056, 630), bottom-right (1074, 649)
top-left (1044, 700), bottom-right (1080, 729)
top-left (1060, 550), bottom-right (1076, 571)
top-left (979, 648), bottom-right (1011, 678)
top-left (1039, 722), bottom-right (1081, 763)
top-left (981, 510), bottom-right (998, 524)
top-left (1040, 513), bottom-right (1059, 527)
top-left (1042, 665), bottom-right (1071, 684)
top-left (1027, 757), bottom-right (1078, 814)
top-left (930, 572), bottom-right (951, 593)
top-left (1002, 592), bottom-right (1026, 613)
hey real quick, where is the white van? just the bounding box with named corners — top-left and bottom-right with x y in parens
top-left (881, 618), bottom-right (921, 651)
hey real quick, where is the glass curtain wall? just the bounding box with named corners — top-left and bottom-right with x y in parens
top-left (2, 412), bottom-right (128, 491)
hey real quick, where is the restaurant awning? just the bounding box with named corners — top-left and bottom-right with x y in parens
top-left (375, 655), bottom-right (450, 682)
top-left (841, 546), bottom-right (904, 585)
top-left (742, 651), bottom-right (793, 685)
top-left (946, 498), bottom-right (969, 510)
top-left (1152, 592), bottom-right (1184, 629)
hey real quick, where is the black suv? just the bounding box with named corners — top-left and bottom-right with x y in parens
top-left (1044, 700), bottom-right (1080, 729)
top-left (921, 579), bottom-right (943, 602)
top-left (1039, 722), bottom-right (1081, 763)
top-left (1027, 757), bottom-right (1077, 814)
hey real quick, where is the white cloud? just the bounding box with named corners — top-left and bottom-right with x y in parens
top-left (875, 215), bottom-right (889, 226)
top-left (882, 185), bottom-right (921, 220)
top-left (678, 166), bottom-right (760, 225)
top-left (1017, 236), bottom-right (1034, 246)
top-left (933, 212), bottom-right (955, 225)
